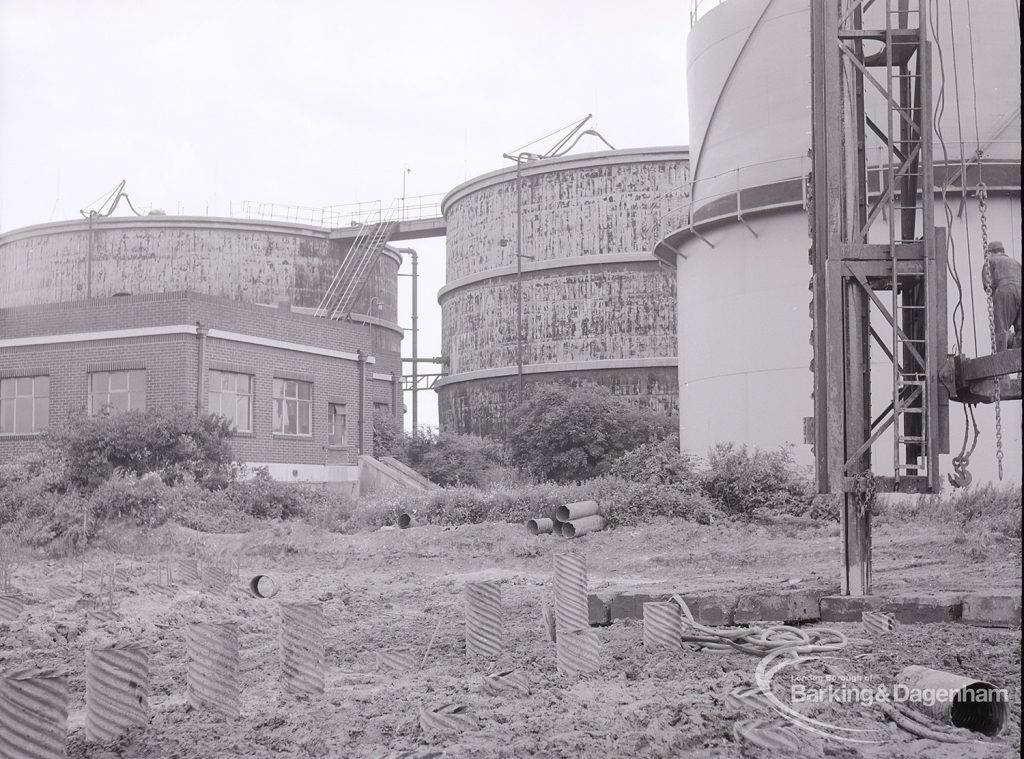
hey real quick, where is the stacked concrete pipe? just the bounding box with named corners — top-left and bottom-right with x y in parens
top-left (555, 501), bottom-right (607, 539)
top-left (526, 500), bottom-right (607, 538)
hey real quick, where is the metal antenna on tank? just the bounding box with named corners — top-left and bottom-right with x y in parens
top-left (502, 115), bottom-right (617, 402)
top-left (78, 180), bottom-right (144, 299)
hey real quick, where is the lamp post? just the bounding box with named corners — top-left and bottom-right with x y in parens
top-left (401, 168), bottom-right (411, 221)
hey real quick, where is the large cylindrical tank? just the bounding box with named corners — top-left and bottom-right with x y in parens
top-left (438, 147), bottom-right (690, 437)
top-left (0, 216), bottom-right (403, 357)
top-left (670, 0), bottom-right (1021, 483)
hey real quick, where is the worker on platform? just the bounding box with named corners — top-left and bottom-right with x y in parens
top-left (983, 241), bottom-right (1022, 352)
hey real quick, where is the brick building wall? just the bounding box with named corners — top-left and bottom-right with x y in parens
top-left (0, 291), bottom-right (397, 479)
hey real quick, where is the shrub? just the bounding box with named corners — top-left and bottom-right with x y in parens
top-left (701, 442), bottom-right (814, 517)
top-left (373, 413), bottom-right (406, 459)
top-left (507, 382), bottom-right (676, 483)
top-left (404, 429), bottom-right (504, 488)
top-left (608, 435), bottom-right (700, 486)
top-left (46, 407), bottom-right (236, 490)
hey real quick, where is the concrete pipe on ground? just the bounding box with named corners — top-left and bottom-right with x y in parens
top-left (555, 500), bottom-right (600, 522)
top-left (563, 516), bottom-right (606, 539)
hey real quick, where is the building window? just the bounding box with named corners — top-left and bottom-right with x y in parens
top-left (208, 370), bottom-right (253, 432)
top-left (89, 369), bottom-right (145, 415)
top-left (328, 403), bottom-right (347, 447)
top-left (273, 378), bottom-right (312, 436)
top-left (0, 375), bottom-right (49, 435)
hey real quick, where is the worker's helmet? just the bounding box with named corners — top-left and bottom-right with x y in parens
top-left (987, 240), bottom-right (1005, 254)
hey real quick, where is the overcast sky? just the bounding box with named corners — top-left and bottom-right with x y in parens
top-left (0, 0), bottom-right (690, 429)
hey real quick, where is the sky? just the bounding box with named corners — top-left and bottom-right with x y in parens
top-left (0, 0), bottom-right (691, 429)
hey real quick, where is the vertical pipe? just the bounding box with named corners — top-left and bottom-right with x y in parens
top-left (515, 158), bottom-right (524, 401)
top-left (86, 211), bottom-right (94, 299)
top-left (0, 667), bottom-right (67, 759)
top-left (85, 645), bottom-right (149, 742)
top-left (357, 350), bottom-right (367, 455)
top-left (195, 324), bottom-right (207, 416)
top-left (411, 248), bottom-right (419, 432)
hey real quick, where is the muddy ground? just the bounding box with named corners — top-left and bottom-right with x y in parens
top-left (1, 517), bottom-right (1020, 758)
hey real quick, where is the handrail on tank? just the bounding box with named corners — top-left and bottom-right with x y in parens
top-left (690, 0), bottom-right (729, 27)
top-left (656, 138), bottom-right (1022, 241)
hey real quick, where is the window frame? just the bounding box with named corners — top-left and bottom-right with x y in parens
top-left (0, 375), bottom-right (50, 435)
top-left (208, 370), bottom-right (254, 433)
top-left (328, 402), bottom-right (348, 447)
top-left (88, 369), bottom-right (146, 416)
top-left (272, 377), bottom-right (313, 437)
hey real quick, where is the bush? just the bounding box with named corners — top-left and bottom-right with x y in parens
top-left (404, 429), bottom-right (505, 488)
top-left (507, 382), bottom-right (676, 483)
top-left (46, 407), bottom-right (236, 490)
top-left (701, 443), bottom-right (814, 517)
top-left (608, 435), bottom-right (700, 486)
top-left (373, 413), bottom-right (405, 459)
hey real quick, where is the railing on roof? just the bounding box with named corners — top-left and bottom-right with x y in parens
top-left (690, 0), bottom-right (729, 27)
top-left (240, 193), bottom-right (445, 229)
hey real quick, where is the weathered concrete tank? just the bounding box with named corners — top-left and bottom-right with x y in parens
top-left (438, 147), bottom-right (690, 436)
top-left (658, 0), bottom-right (1021, 483)
top-left (0, 216), bottom-right (403, 357)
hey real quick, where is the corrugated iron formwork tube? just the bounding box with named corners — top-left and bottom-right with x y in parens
top-left (375, 649), bottom-right (419, 673)
top-left (556, 628), bottom-right (601, 677)
top-left (202, 565), bottom-right (229, 595)
top-left (552, 519), bottom-right (566, 537)
top-left (563, 516), bottom-right (606, 538)
top-left (643, 602), bottom-right (682, 650)
top-left (398, 513), bottom-right (413, 529)
top-left (186, 623), bottom-right (240, 719)
top-left (464, 581), bottom-right (503, 658)
top-left (85, 645), bottom-right (149, 743)
top-left (0, 594), bottom-right (25, 622)
top-left (897, 666), bottom-right (1008, 736)
top-left (552, 553), bottom-right (589, 634)
top-left (418, 703), bottom-right (477, 736)
top-left (280, 602), bottom-right (325, 695)
top-left (0, 667), bottom-right (68, 759)
top-left (861, 611), bottom-right (897, 636)
top-left (555, 500), bottom-right (600, 522)
top-left (481, 669), bottom-right (530, 697)
top-left (86, 610), bottom-right (121, 626)
top-left (526, 518), bottom-right (554, 535)
top-left (178, 558), bottom-right (200, 583)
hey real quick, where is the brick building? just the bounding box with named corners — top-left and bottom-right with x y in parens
top-left (0, 291), bottom-right (402, 484)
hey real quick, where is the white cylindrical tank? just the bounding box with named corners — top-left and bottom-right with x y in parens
top-left (667, 0), bottom-right (1021, 484)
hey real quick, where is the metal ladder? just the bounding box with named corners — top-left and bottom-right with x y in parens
top-left (883, 0), bottom-right (931, 483)
top-left (315, 204), bottom-right (397, 320)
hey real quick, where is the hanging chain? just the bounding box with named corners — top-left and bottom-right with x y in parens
top-left (976, 183), bottom-right (1003, 480)
top-left (854, 470), bottom-right (877, 516)
top-left (948, 405), bottom-right (980, 489)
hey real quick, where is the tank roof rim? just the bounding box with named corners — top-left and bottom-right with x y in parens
top-left (441, 145), bottom-right (690, 216)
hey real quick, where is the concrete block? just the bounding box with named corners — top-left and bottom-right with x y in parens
top-left (608, 590), bottom-right (671, 621)
top-left (819, 595), bottom-right (885, 622)
top-left (694, 594), bottom-right (736, 626)
top-left (734, 593), bottom-right (790, 624)
top-left (588, 593), bottom-right (612, 626)
top-left (786, 587), bottom-right (837, 622)
top-left (961, 594), bottom-right (1022, 628)
top-left (882, 593), bottom-right (963, 624)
